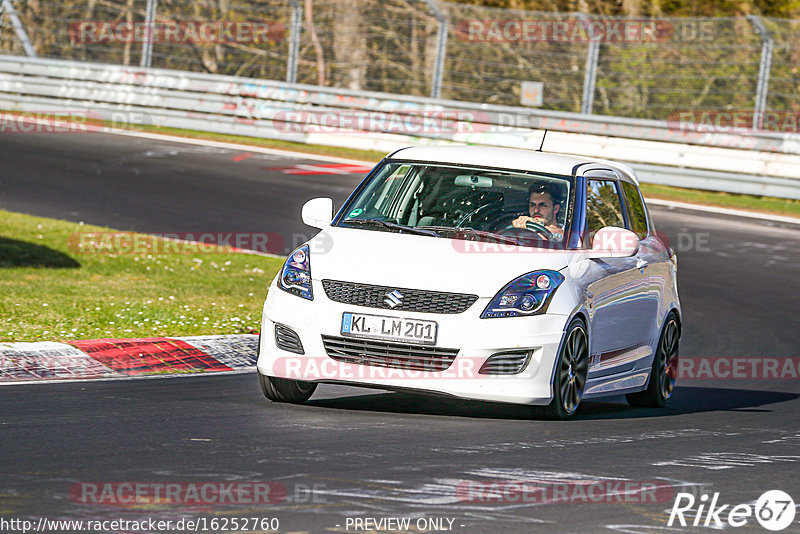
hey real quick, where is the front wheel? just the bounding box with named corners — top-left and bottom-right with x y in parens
top-left (542, 318), bottom-right (589, 420)
top-left (626, 313), bottom-right (680, 408)
top-left (258, 371), bottom-right (317, 404)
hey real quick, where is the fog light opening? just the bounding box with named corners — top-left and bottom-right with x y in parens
top-left (478, 349), bottom-right (535, 375)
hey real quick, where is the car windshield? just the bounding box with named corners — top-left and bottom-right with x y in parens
top-left (336, 161), bottom-right (574, 248)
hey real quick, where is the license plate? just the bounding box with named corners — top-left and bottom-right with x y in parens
top-left (341, 312), bottom-right (438, 345)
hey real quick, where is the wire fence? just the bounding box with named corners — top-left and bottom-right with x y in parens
top-left (1, 0), bottom-right (798, 121)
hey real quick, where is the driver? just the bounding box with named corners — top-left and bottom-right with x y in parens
top-left (511, 182), bottom-right (564, 241)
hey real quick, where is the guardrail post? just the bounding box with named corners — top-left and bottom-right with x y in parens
top-left (140, 0), bottom-right (157, 68)
top-left (747, 15), bottom-right (773, 131)
top-left (420, 0), bottom-right (448, 99)
top-left (576, 13), bottom-right (599, 115)
top-left (1, 0), bottom-right (36, 57)
top-left (286, 0), bottom-right (302, 84)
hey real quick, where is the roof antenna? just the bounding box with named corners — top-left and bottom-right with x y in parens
top-left (536, 129), bottom-right (548, 152)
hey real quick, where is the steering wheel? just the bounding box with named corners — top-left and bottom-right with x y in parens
top-left (501, 219), bottom-right (554, 240)
top-left (454, 202), bottom-right (502, 228)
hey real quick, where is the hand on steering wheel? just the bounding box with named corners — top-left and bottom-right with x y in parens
top-left (506, 217), bottom-right (554, 240)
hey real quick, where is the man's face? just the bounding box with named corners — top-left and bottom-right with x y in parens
top-left (529, 192), bottom-right (560, 226)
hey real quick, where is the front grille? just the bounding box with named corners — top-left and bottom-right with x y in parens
top-left (274, 323), bottom-right (304, 354)
top-left (322, 280), bottom-right (477, 314)
top-left (322, 335), bottom-right (459, 372)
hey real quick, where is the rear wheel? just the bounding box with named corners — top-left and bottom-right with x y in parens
top-left (542, 318), bottom-right (589, 420)
top-left (627, 313), bottom-right (679, 408)
top-left (258, 371), bottom-right (317, 404)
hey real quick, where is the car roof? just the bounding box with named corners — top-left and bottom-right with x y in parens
top-left (386, 145), bottom-right (639, 185)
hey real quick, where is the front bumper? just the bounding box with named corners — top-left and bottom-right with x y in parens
top-left (256, 278), bottom-right (569, 406)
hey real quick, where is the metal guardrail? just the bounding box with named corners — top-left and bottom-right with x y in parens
top-left (5, 1), bottom-right (800, 122)
top-left (2, 55), bottom-right (798, 152)
top-left (1, 55), bottom-right (799, 199)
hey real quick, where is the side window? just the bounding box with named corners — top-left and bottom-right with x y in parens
top-left (586, 179), bottom-right (625, 235)
top-left (620, 181), bottom-right (648, 239)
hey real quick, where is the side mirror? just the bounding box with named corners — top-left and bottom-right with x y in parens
top-left (586, 226), bottom-right (639, 259)
top-left (302, 197), bottom-right (333, 229)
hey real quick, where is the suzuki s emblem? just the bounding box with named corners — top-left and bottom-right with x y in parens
top-left (384, 290), bottom-right (403, 308)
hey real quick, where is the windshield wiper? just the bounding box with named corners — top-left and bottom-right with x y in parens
top-left (340, 218), bottom-right (441, 237)
top-left (419, 226), bottom-right (521, 246)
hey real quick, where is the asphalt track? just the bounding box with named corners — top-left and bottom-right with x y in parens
top-left (2, 130), bottom-right (800, 533)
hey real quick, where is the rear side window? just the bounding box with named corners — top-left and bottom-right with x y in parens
top-left (620, 181), bottom-right (648, 239)
top-left (586, 179), bottom-right (624, 235)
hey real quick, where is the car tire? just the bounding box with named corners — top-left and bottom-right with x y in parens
top-left (626, 313), bottom-right (680, 408)
top-left (258, 371), bottom-right (317, 404)
top-left (542, 317), bottom-right (589, 420)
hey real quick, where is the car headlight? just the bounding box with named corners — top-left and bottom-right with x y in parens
top-left (481, 270), bottom-right (564, 318)
top-left (277, 245), bottom-right (313, 300)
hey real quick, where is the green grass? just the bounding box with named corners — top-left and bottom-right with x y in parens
top-left (640, 183), bottom-right (800, 218)
top-left (0, 210), bottom-right (283, 343)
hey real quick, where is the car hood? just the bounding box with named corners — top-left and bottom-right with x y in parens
top-left (305, 227), bottom-right (570, 297)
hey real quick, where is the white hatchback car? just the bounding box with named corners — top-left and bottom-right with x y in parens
top-left (257, 146), bottom-right (681, 419)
